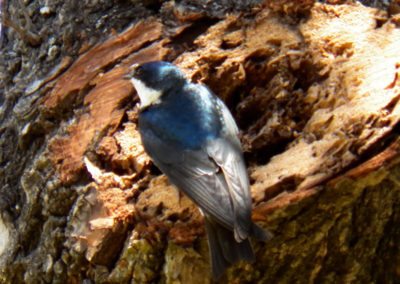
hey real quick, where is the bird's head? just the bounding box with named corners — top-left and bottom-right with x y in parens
top-left (125, 61), bottom-right (186, 108)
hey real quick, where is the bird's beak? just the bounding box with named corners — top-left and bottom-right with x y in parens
top-left (122, 63), bottom-right (140, 80)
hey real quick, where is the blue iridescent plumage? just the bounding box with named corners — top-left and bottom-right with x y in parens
top-left (140, 83), bottom-right (221, 149)
top-left (125, 61), bottom-right (271, 279)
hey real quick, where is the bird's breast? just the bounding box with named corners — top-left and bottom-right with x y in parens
top-left (139, 92), bottom-right (221, 150)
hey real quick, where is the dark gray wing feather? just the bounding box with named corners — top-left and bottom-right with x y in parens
top-left (208, 97), bottom-right (253, 241)
top-left (207, 138), bottom-right (252, 241)
top-left (140, 126), bottom-right (236, 229)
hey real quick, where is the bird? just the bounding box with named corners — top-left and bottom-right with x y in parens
top-left (124, 61), bottom-right (271, 279)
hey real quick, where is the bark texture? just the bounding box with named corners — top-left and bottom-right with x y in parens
top-left (0, 0), bottom-right (399, 283)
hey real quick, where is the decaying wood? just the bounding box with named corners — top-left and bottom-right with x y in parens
top-left (0, 1), bottom-right (399, 283)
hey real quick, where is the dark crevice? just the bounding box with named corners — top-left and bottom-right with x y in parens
top-left (383, 93), bottom-right (400, 113)
top-left (164, 18), bottom-right (219, 61)
top-left (145, 1), bottom-right (164, 13)
top-left (375, 17), bottom-right (388, 29)
top-left (244, 137), bottom-right (293, 166)
top-left (291, 61), bottom-right (329, 92)
top-left (173, 18), bottom-right (218, 47)
top-left (166, 213), bottom-right (180, 222)
top-left (349, 122), bottom-right (400, 172)
top-left (259, 174), bottom-right (305, 204)
top-left (235, 52), bottom-right (330, 165)
top-left (149, 164), bottom-right (163, 176)
top-left (220, 37), bottom-right (242, 49)
top-left (106, 222), bottom-right (137, 272)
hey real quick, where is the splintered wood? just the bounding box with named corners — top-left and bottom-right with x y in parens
top-left (46, 21), bottom-right (163, 184)
top-left (252, 4), bottom-right (400, 207)
top-left (177, 4), bottom-right (400, 209)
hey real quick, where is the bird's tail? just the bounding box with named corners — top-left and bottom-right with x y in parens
top-left (205, 218), bottom-right (257, 280)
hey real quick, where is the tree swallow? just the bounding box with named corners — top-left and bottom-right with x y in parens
top-left (125, 61), bottom-right (270, 279)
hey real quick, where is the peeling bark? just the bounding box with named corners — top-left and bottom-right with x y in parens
top-left (0, 1), bottom-right (399, 283)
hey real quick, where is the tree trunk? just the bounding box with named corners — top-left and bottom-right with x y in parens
top-left (1, 1), bottom-right (399, 283)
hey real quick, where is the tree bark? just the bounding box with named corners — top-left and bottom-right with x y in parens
top-left (1, 1), bottom-right (399, 283)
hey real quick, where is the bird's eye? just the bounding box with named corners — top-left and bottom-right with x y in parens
top-left (129, 64), bottom-right (143, 77)
top-left (135, 66), bottom-right (143, 75)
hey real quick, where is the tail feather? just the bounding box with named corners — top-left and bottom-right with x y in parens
top-left (205, 218), bottom-right (255, 280)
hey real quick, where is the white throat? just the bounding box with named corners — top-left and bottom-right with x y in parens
top-left (130, 78), bottom-right (162, 108)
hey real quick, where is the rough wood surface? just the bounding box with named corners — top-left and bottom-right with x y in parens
top-left (0, 1), bottom-right (399, 283)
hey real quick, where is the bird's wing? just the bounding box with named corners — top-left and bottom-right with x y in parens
top-left (199, 86), bottom-right (253, 239)
top-left (139, 126), bottom-right (235, 229)
top-left (210, 95), bottom-right (253, 241)
top-left (207, 138), bottom-right (252, 241)
top-left (140, 95), bottom-right (253, 241)
top-left (198, 85), bottom-right (254, 234)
